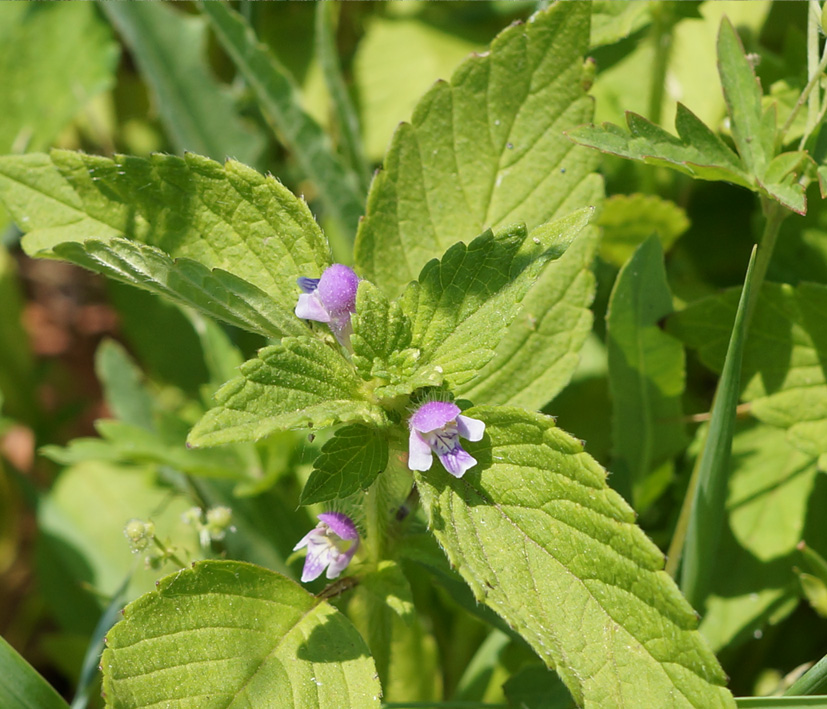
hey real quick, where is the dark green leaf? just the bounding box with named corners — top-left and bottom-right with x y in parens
top-left (301, 424), bottom-right (389, 505)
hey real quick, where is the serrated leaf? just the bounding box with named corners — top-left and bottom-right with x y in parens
top-left (568, 104), bottom-right (753, 189)
top-left (355, 1), bottom-right (597, 299)
top-left (414, 406), bottom-right (734, 708)
top-left (0, 636), bottom-right (69, 709)
top-left (699, 422), bottom-right (823, 652)
top-left (189, 336), bottom-right (386, 447)
top-left (0, 2), bottom-right (118, 155)
top-left (460, 176), bottom-right (601, 409)
top-left (101, 560), bottom-right (381, 708)
top-left (301, 424), bottom-right (389, 505)
top-left (201, 1), bottom-right (364, 236)
top-left (101, 2), bottom-right (264, 166)
top-left (668, 281), bottom-right (827, 460)
top-left (402, 209), bottom-right (592, 390)
top-left (607, 236), bottom-right (687, 509)
top-left (717, 17), bottom-right (769, 179)
top-left (52, 237), bottom-right (291, 338)
top-left (598, 193), bottom-right (690, 267)
top-left (350, 282), bottom-right (442, 398)
top-left (0, 150), bottom-right (330, 337)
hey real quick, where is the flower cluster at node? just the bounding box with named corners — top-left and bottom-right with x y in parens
top-left (294, 512), bottom-right (360, 583)
top-left (408, 401), bottom-right (485, 478)
top-left (295, 264), bottom-right (359, 346)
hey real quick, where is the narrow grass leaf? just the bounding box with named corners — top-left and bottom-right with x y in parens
top-left (0, 636), bottom-right (69, 709)
top-left (785, 653), bottom-right (827, 697)
top-left (414, 406), bottom-right (734, 708)
top-left (315, 3), bottom-right (371, 194)
top-left (101, 560), bottom-right (381, 708)
top-left (680, 247), bottom-right (758, 610)
top-left (101, 2), bottom-right (263, 166)
top-left (607, 236), bottom-right (687, 508)
top-left (201, 1), bottom-right (364, 236)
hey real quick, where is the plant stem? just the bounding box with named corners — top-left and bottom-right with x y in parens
top-left (666, 197), bottom-right (787, 580)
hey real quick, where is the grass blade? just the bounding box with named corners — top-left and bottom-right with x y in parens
top-left (679, 246), bottom-right (758, 609)
top-left (201, 1), bottom-right (365, 238)
top-left (0, 636), bottom-right (69, 709)
top-left (785, 654), bottom-right (827, 697)
top-left (315, 3), bottom-right (371, 195)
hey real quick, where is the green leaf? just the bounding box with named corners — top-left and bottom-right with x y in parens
top-left (568, 104), bottom-right (753, 189)
top-left (607, 236), bottom-right (687, 509)
top-left (201, 1), bottom-right (364, 236)
top-left (0, 635), bottom-right (69, 709)
top-left (402, 209), bottom-right (592, 391)
top-left (668, 281), bottom-right (827, 464)
top-left (0, 150), bottom-right (330, 338)
top-left (189, 336), bottom-right (386, 447)
top-left (95, 340), bottom-right (154, 432)
top-left (51, 237), bottom-right (291, 339)
top-left (598, 193), bottom-right (690, 267)
top-left (101, 2), bottom-right (264, 166)
top-left (314, 3), bottom-right (371, 194)
top-left (414, 406), bottom-right (735, 708)
top-left (460, 179), bottom-right (601, 410)
top-left (503, 664), bottom-right (576, 709)
top-left (355, 0), bottom-right (597, 299)
top-left (590, 1), bottom-right (652, 48)
top-left (680, 247), bottom-right (758, 610)
top-left (716, 17), bottom-right (769, 179)
top-left (786, 652), bottom-right (827, 697)
top-left (0, 3), bottom-right (118, 154)
top-left (737, 699), bottom-right (827, 708)
top-left (350, 281), bottom-right (443, 399)
top-left (101, 560), bottom-right (381, 708)
top-left (301, 424), bottom-right (389, 505)
top-left (699, 422), bottom-right (823, 653)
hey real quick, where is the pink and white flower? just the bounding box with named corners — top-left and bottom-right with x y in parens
top-left (293, 512), bottom-right (360, 583)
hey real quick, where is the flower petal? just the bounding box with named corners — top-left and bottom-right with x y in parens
top-left (409, 401), bottom-right (461, 433)
top-left (457, 415), bottom-right (485, 442)
top-left (295, 292), bottom-right (331, 322)
top-left (407, 430), bottom-right (434, 471)
top-left (296, 276), bottom-right (320, 294)
top-left (437, 447), bottom-right (478, 478)
top-left (300, 541), bottom-right (331, 582)
top-left (318, 512), bottom-right (359, 541)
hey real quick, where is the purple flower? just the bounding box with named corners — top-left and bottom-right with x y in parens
top-left (408, 401), bottom-right (485, 478)
top-left (295, 264), bottom-right (359, 346)
top-left (293, 512), bottom-right (360, 583)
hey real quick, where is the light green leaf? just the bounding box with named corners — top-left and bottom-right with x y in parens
top-left (355, 1), bottom-right (597, 299)
top-left (201, 1), bottom-right (364, 236)
top-left (568, 104), bottom-right (753, 189)
top-left (95, 340), bottom-right (154, 432)
top-left (737, 699), bottom-right (827, 708)
top-left (0, 150), bottom-right (330, 338)
top-left (607, 236), bottom-right (687, 509)
top-left (0, 3), bottom-right (118, 154)
top-left (590, 1), bottom-right (652, 48)
top-left (101, 2), bottom-right (264, 166)
top-left (668, 281), bottom-right (827, 462)
top-left (680, 248), bottom-right (758, 610)
top-left (598, 193), bottom-right (690, 267)
top-left (716, 17), bottom-right (769, 179)
top-left (699, 422), bottom-right (823, 653)
top-left (189, 337), bottom-right (386, 447)
top-left (52, 237), bottom-right (291, 339)
top-left (101, 560), bottom-right (381, 708)
top-left (460, 178), bottom-right (601, 410)
top-left (301, 424), bottom-right (389, 505)
top-left (414, 406), bottom-right (735, 708)
top-left (350, 281), bottom-right (441, 399)
top-left (402, 209), bottom-right (592, 391)
top-left (0, 636), bottom-right (69, 709)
